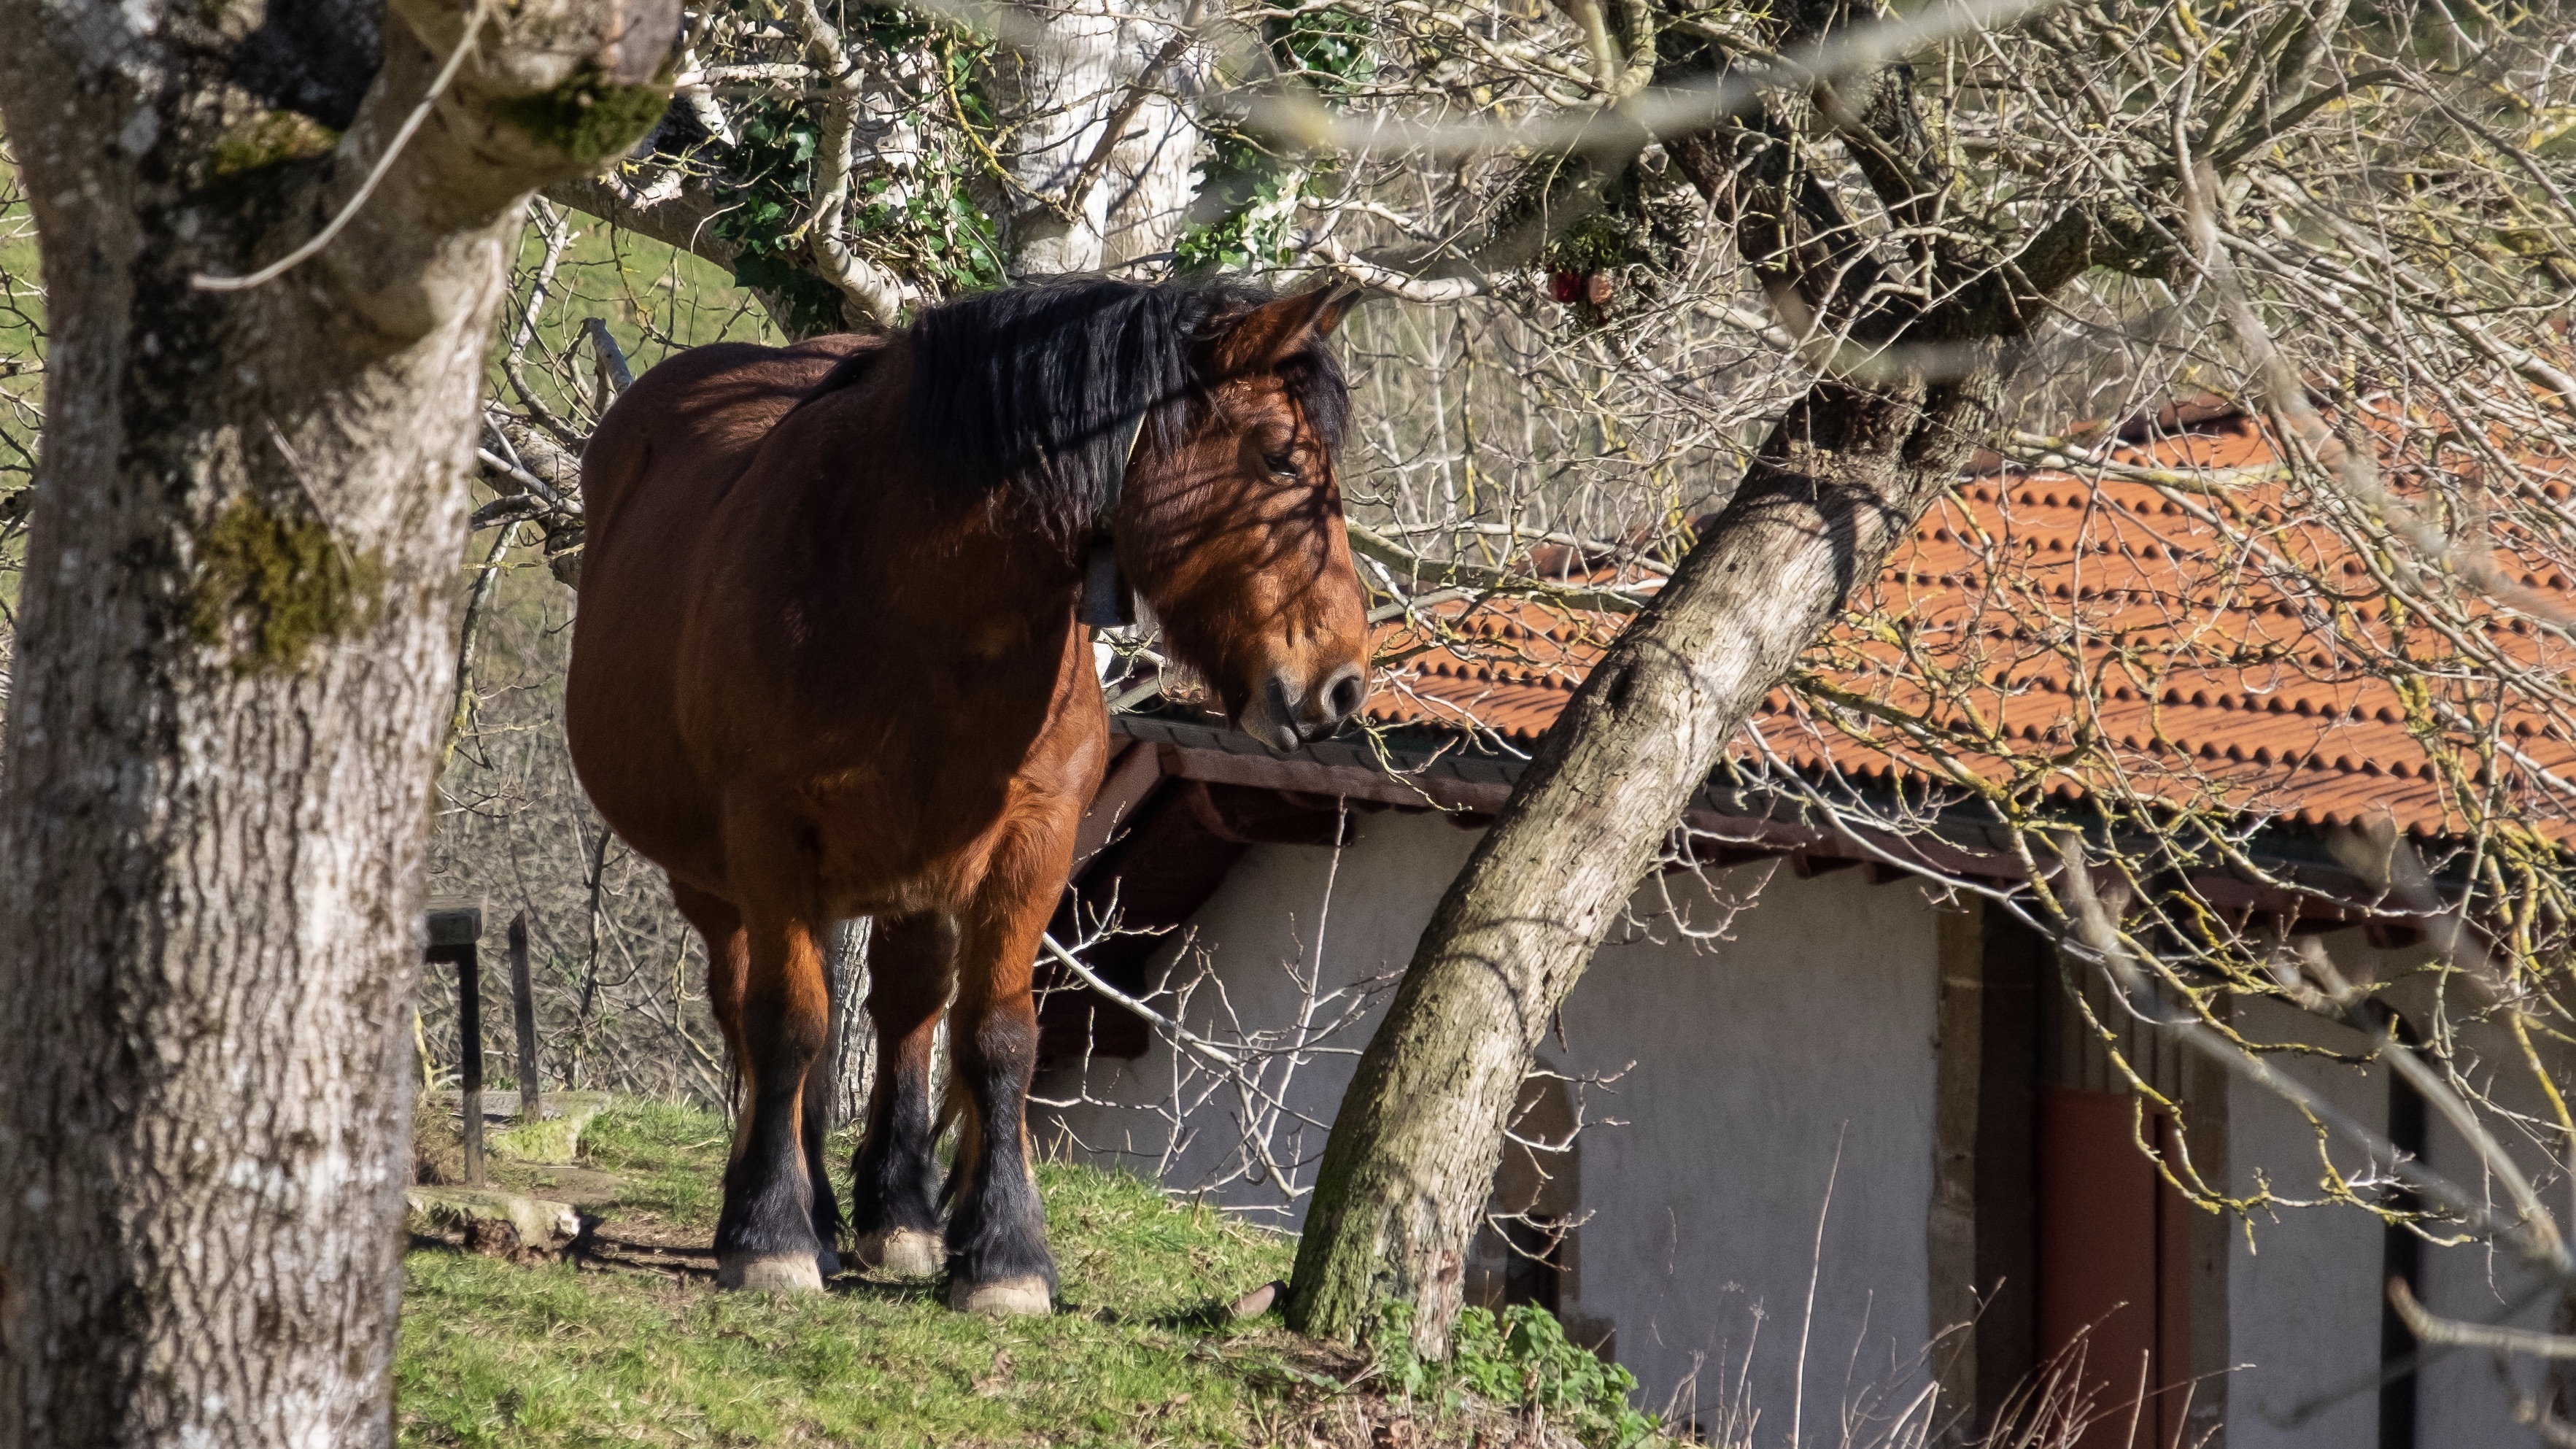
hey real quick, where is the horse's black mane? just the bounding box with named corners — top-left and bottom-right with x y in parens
top-left (872, 277), bottom-right (1350, 547)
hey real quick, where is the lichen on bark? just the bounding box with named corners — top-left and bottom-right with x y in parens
top-left (187, 495), bottom-right (385, 670)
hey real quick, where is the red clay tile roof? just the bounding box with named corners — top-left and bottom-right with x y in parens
top-left (1361, 406), bottom-right (2576, 841)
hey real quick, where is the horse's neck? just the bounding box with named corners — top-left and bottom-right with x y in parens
top-left (774, 364), bottom-right (1088, 698)
top-left (809, 479), bottom-right (1084, 668)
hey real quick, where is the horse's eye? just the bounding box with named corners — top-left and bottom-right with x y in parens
top-left (1264, 449), bottom-right (1299, 478)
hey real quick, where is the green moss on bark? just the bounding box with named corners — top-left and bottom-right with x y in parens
top-left (493, 69), bottom-right (673, 169)
top-left (188, 495), bottom-right (384, 671)
top-left (212, 110), bottom-right (341, 177)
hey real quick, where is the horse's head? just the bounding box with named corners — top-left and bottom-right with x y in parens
top-left (1121, 288), bottom-right (1371, 753)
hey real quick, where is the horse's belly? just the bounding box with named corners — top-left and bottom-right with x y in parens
top-left (563, 557), bottom-right (728, 889)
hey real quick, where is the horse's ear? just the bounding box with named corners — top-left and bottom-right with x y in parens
top-left (1211, 282), bottom-right (1363, 375)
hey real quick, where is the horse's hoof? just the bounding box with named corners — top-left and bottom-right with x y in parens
top-left (950, 1275), bottom-right (1052, 1315)
top-left (815, 1248), bottom-right (842, 1278)
top-left (855, 1227), bottom-right (945, 1278)
top-left (716, 1251), bottom-right (825, 1293)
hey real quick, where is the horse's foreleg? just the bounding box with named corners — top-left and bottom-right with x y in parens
top-left (944, 856), bottom-right (1067, 1315)
top-left (671, 882), bottom-right (750, 1132)
top-left (711, 894), bottom-right (836, 1292)
top-left (848, 911), bottom-right (955, 1277)
top-left (678, 880), bottom-right (843, 1270)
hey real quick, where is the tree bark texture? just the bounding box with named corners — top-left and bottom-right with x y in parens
top-left (0, 3), bottom-right (678, 1444)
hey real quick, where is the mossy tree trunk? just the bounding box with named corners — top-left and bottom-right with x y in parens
top-left (1286, 0), bottom-right (2178, 1354)
top-left (0, 3), bottom-right (678, 1445)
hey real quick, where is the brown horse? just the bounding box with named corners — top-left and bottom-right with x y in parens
top-left (563, 279), bottom-right (1370, 1310)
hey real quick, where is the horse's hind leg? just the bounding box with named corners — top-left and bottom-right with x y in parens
top-left (848, 911), bottom-right (954, 1277)
top-left (944, 869), bottom-right (1063, 1315)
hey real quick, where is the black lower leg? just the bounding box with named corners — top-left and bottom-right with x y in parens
top-left (801, 1064), bottom-right (844, 1253)
top-left (715, 1067), bottom-right (824, 1262)
top-left (947, 1014), bottom-right (1055, 1292)
top-left (849, 1043), bottom-right (943, 1239)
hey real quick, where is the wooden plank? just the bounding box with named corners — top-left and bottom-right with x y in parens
top-left (1973, 911), bottom-right (2046, 1436)
top-left (1072, 741), bottom-right (1164, 872)
top-left (1156, 742), bottom-right (1509, 813)
top-left (2038, 1088), bottom-right (2159, 1449)
top-left (2154, 1113), bottom-right (2193, 1449)
top-left (1927, 906), bottom-right (1984, 1445)
top-left (508, 911), bottom-right (540, 1123)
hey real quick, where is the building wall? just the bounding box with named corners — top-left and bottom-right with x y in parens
top-left (2393, 939), bottom-right (2565, 1449)
top-left (1038, 821), bottom-right (1952, 1431)
top-left (1035, 806), bottom-right (1481, 1223)
top-left (2219, 943), bottom-right (2548, 1449)
top-left (2413, 1107), bottom-right (2555, 1448)
top-left (1034, 806), bottom-right (2552, 1448)
top-left (2224, 994), bottom-right (2390, 1449)
top-left (1547, 861), bottom-right (1945, 1437)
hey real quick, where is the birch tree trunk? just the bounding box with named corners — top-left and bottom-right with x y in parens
top-left (0, 3), bottom-right (678, 1444)
top-left (994, 0), bottom-right (1205, 277)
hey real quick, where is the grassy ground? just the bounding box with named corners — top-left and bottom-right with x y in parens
top-left (399, 1100), bottom-right (1645, 1448)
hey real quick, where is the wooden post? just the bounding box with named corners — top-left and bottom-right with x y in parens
top-left (456, 939), bottom-right (484, 1187)
top-left (425, 903), bottom-right (485, 1189)
top-left (508, 911), bottom-right (541, 1123)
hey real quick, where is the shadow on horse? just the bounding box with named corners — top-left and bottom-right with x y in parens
top-left (565, 279), bottom-right (1369, 1311)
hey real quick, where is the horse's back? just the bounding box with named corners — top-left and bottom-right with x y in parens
top-left (568, 333), bottom-right (887, 886)
top-left (581, 333), bottom-right (881, 546)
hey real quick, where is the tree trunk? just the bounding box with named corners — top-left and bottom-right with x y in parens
top-left (991, 0), bottom-right (1205, 277)
top-left (0, 4), bottom-right (677, 1444)
top-left (1286, 362), bottom-right (2005, 1351)
top-left (824, 918), bottom-right (875, 1130)
top-left (991, 0), bottom-right (1127, 275)
top-left (1276, 0), bottom-right (2172, 1351)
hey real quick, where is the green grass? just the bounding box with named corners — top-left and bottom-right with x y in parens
top-left (400, 1101), bottom-right (1326, 1448)
top-left (399, 1099), bottom-right (1666, 1448)
top-left (573, 1097), bottom-right (733, 1228)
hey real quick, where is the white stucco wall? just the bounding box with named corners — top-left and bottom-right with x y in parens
top-left (1037, 821), bottom-right (1949, 1434)
top-left (1548, 862), bottom-right (1943, 1437)
top-left (2405, 959), bottom-right (2563, 1449)
top-left (2222, 942), bottom-right (2550, 1449)
top-left (2224, 994), bottom-right (2391, 1449)
top-left (2415, 1107), bottom-right (2556, 1448)
top-left (1034, 807), bottom-right (1482, 1223)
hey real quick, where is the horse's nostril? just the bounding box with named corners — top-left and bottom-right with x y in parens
top-left (1323, 668), bottom-right (1366, 724)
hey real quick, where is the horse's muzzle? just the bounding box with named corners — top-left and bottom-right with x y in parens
top-left (1248, 662), bottom-right (1367, 753)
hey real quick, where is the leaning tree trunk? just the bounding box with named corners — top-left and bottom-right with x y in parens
top-left (1278, 0), bottom-right (2189, 1347)
top-left (0, 3), bottom-right (677, 1445)
top-left (1285, 363), bottom-right (2006, 1349)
